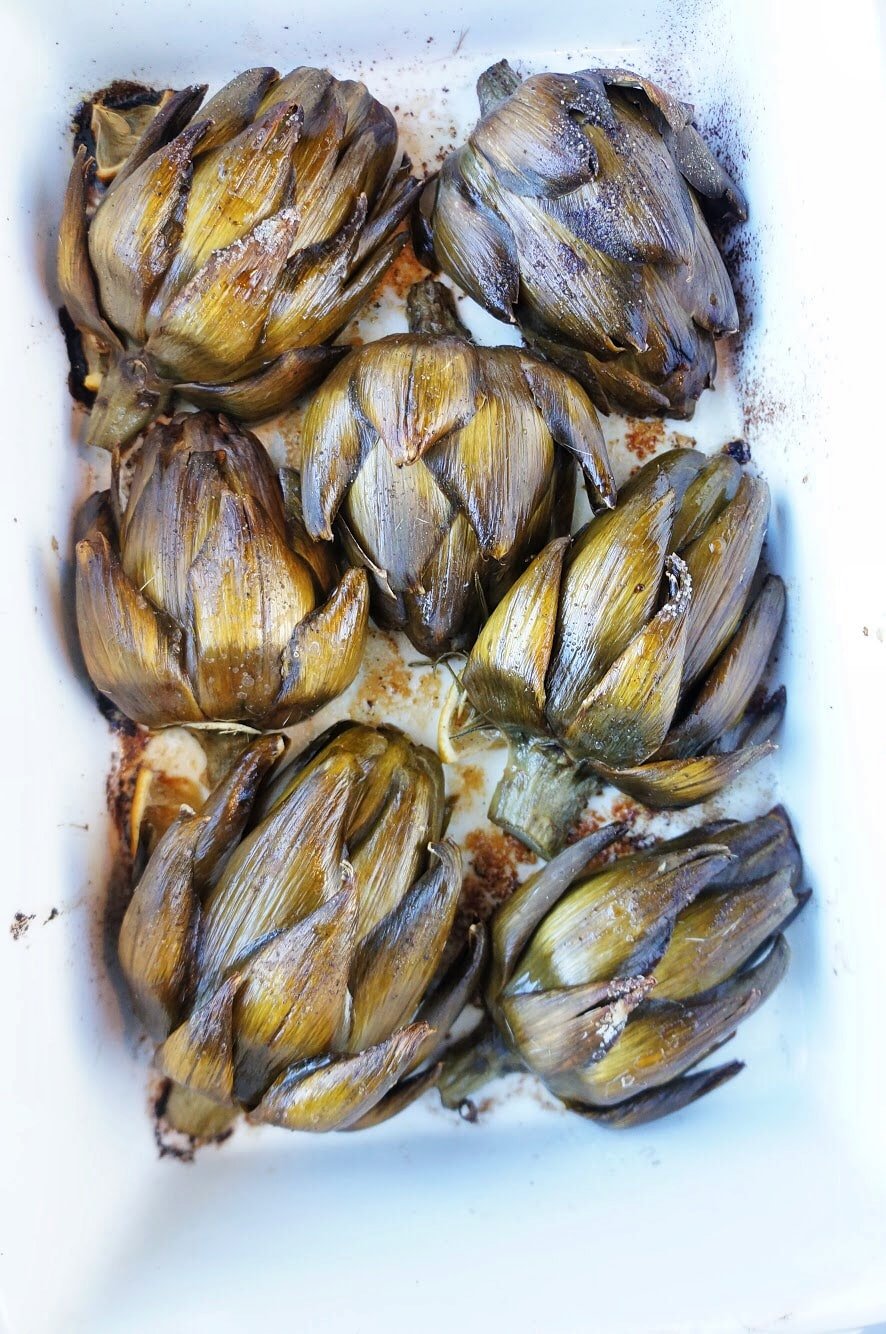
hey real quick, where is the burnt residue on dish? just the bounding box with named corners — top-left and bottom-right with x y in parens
top-left (9, 911), bottom-right (36, 941)
top-left (461, 828), bottom-right (538, 924)
top-left (566, 796), bottom-right (658, 864)
top-left (724, 438), bottom-right (752, 464)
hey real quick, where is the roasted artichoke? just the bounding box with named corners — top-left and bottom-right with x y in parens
top-left (440, 807), bottom-right (806, 1127)
top-left (59, 67), bottom-right (419, 447)
top-left (300, 278), bottom-right (615, 656)
top-left (451, 448), bottom-right (785, 856)
top-left (120, 722), bottom-right (485, 1135)
top-left (75, 411), bottom-right (368, 728)
top-left (415, 61), bottom-right (745, 418)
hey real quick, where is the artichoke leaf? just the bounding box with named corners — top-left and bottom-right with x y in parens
top-left (156, 973), bottom-right (241, 1103)
top-left (58, 147), bottom-right (121, 348)
top-left (327, 230), bottom-right (409, 331)
top-left (343, 727), bottom-right (437, 842)
top-left (497, 188), bottom-right (649, 355)
top-left (199, 752), bottom-right (360, 987)
top-left (348, 841), bottom-right (462, 1051)
top-left (544, 477), bottom-right (674, 731)
top-left (90, 96), bottom-right (173, 182)
top-left (558, 91), bottom-right (696, 267)
top-left (259, 65), bottom-right (334, 120)
top-left (75, 529), bottom-right (202, 726)
top-left (471, 71), bottom-right (612, 196)
top-left (652, 866), bottom-right (803, 1000)
top-left (89, 122), bottom-right (209, 343)
top-left (193, 67), bottom-right (281, 154)
top-left (106, 85), bottom-right (208, 192)
top-left (232, 887), bottom-right (357, 1104)
top-left (661, 574), bottom-right (785, 759)
top-left (723, 806), bottom-right (800, 885)
top-left (463, 536), bottom-right (567, 733)
top-left (588, 67), bottom-right (747, 217)
top-left (253, 721), bottom-right (387, 824)
top-left (681, 473), bottom-right (770, 686)
top-left (118, 812), bottom-right (204, 1040)
top-left (300, 356), bottom-right (370, 539)
top-left (402, 513), bottom-right (485, 657)
top-left (527, 334), bottom-right (669, 417)
top-left (353, 160), bottom-right (423, 267)
top-left (511, 843), bottom-right (733, 993)
top-left (592, 742), bottom-right (776, 807)
top-left (344, 438), bottom-right (453, 594)
top-left (489, 823), bottom-right (627, 999)
top-left (260, 196), bottom-right (368, 356)
top-left (119, 446), bottom-right (229, 625)
top-left (670, 453), bottom-right (741, 551)
top-left (179, 345), bottom-right (347, 419)
top-left (619, 445), bottom-right (707, 509)
top-left (163, 99), bottom-right (301, 295)
top-left (520, 357), bottom-right (615, 508)
top-left (498, 976), bottom-right (653, 1079)
top-left (676, 193), bottom-right (740, 336)
top-left (548, 936), bottom-right (789, 1107)
top-left (271, 567), bottom-right (369, 727)
top-left (350, 333), bottom-right (481, 466)
top-left (348, 769), bottom-right (445, 943)
top-left (192, 734), bottom-right (286, 891)
top-left (284, 88), bottom-right (349, 233)
top-left (199, 414), bottom-right (289, 533)
top-left (185, 492), bottom-right (317, 722)
top-left (656, 806), bottom-right (802, 889)
top-left (715, 686), bottom-right (786, 753)
top-left (561, 554), bottom-right (691, 767)
top-left (414, 924), bottom-right (489, 1067)
top-left (341, 1061), bottom-right (442, 1131)
top-left (571, 1059), bottom-right (744, 1127)
top-left (249, 1022), bottom-right (432, 1132)
top-left (430, 162), bottom-right (520, 321)
top-left (423, 354), bottom-right (552, 558)
top-left (278, 469), bottom-right (340, 596)
top-left (294, 124), bottom-right (385, 250)
top-left (146, 208), bottom-right (299, 380)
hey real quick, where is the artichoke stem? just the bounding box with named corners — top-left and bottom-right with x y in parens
top-left (163, 1082), bottom-right (239, 1140)
top-left (438, 1018), bottom-right (524, 1112)
top-left (489, 734), bottom-right (601, 860)
top-left (87, 352), bottom-right (172, 450)
top-left (405, 278), bottom-right (473, 340)
top-left (476, 59), bottom-right (522, 116)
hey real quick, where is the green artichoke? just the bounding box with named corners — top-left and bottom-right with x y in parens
top-left (450, 448), bottom-right (785, 856)
top-left (440, 807), bottom-right (806, 1127)
top-left (75, 411), bottom-right (368, 728)
top-left (120, 722), bottom-right (485, 1136)
top-left (59, 67), bottom-right (419, 447)
top-left (415, 61), bottom-right (745, 419)
top-left (300, 278), bottom-right (615, 657)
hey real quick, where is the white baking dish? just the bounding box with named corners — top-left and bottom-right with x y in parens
top-left (1, 0), bottom-right (884, 1330)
